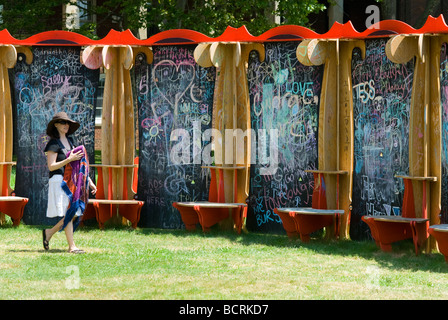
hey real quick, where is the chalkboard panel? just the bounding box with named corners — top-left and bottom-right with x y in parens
top-left (440, 42), bottom-right (448, 224)
top-left (135, 45), bottom-right (216, 229)
top-left (11, 47), bottom-right (99, 225)
top-left (351, 38), bottom-right (414, 240)
top-left (246, 42), bottom-right (323, 233)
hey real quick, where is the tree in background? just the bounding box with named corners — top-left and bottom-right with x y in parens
top-left (142, 0), bottom-right (326, 36)
top-left (3, 0), bottom-right (448, 39)
top-left (0, 0), bottom-right (64, 38)
top-left (0, 0), bottom-right (326, 39)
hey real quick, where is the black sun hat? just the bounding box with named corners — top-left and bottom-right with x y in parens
top-left (46, 112), bottom-right (80, 136)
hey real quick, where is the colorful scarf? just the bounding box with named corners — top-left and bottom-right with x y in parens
top-left (61, 145), bottom-right (89, 232)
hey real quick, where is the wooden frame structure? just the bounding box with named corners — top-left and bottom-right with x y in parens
top-left (1, 16), bottom-right (448, 257)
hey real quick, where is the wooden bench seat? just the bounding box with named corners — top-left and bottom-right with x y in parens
top-left (274, 170), bottom-right (347, 242)
top-left (88, 199), bottom-right (144, 229)
top-left (173, 201), bottom-right (247, 233)
top-left (0, 161), bottom-right (28, 226)
top-left (428, 224), bottom-right (448, 262)
top-left (362, 175), bottom-right (436, 255)
top-left (0, 196), bottom-right (29, 201)
top-left (0, 162), bottom-right (29, 227)
top-left (362, 215), bottom-right (429, 254)
top-left (274, 207), bottom-right (344, 242)
top-left (0, 196), bottom-right (29, 226)
top-left (172, 165), bottom-right (248, 234)
top-left (85, 161), bottom-right (143, 229)
top-left (429, 224), bottom-right (448, 232)
top-left (89, 199), bottom-right (142, 205)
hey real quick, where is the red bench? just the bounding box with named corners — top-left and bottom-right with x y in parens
top-left (275, 170), bottom-right (346, 241)
top-left (173, 201), bottom-right (247, 233)
top-left (274, 207), bottom-right (344, 242)
top-left (428, 224), bottom-right (448, 262)
top-left (0, 196), bottom-right (29, 226)
top-left (0, 162), bottom-right (29, 226)
top-left (173, 166), bottom-right (247, 234)
top-left (85, 161), bottom-right (143, 229)
top-left (88, 199), bottom-right (143, 229)
top-left (362, 175), bottom-right (436, 255)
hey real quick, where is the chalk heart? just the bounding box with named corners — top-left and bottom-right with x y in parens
top-left (153, 59), bottom-right (195, 108)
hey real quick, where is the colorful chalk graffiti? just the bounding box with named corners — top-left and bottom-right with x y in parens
top-left (351, 38), bottom-right (414, 240)
top-left (3, 37), bottom-right (444, 236)
top-left (12, 46), bottom-right (99, 225)
top-left (246, 41), bottom-right (323, 233)
top-left (134, 45), bottom-right (216, 228)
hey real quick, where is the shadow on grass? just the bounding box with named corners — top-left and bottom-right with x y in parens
top-left (134, 226), bottom-right (448, 273)
top-left (7, 248), bottom-right (67, 254)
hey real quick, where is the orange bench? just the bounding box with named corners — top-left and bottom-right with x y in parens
top-left (362, 175), bottom-right (436, 255)
top-left (88, 199), bottom-right (143, 229)
top-left (173, 166), bottom-right (247, 234)
top-left (275, 170), bottom-right (346, 241)
top-left (428, 224), bottom-right (448, 262)
top-left (0, 162), bottom-right (29, 226)
top-left (0, 196), bottom-right (29, 226)
top-left (86, 161), bottom-right (143, 229)
top-left (274, 207), bottom-right (344, 242)
top-left (173, 201), bottom-right (247, 233)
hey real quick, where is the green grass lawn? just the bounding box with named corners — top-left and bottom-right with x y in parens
top-left (0, 218), bottom-right (447, 300)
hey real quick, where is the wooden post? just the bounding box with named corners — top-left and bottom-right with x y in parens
top-left (296, 39), bottom-right (363, 239)
top-left (338, 40), bottom-right (365, 239)
top-left (100, 46), bottom-right (113, 200)
top-left (0, 45), bottom-right (17, 223)
top-left (0, 46), bottom-right (32, 223)
top-left (427, 35), bottom-right (448, 251)
top-left (297, 39), bottom-right (337, 238)
top-left (386, 34), bottom-right (434, 251)
top-left (0, 45), bottom-right (17, 197)
top-left (195, 42), bottom-right (264, 231)
top-left (82, 45), bottom-right (152, 225)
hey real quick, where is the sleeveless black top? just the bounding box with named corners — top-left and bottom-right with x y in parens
top-left (44, 137), bottom-right (75, 178)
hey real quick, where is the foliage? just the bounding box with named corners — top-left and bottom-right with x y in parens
top-left (141, 0), bottom-right (326, 36)
top-left (0, 0), bottom-right (326, 39)
top-left (0, 0), bottom-right (64, 38)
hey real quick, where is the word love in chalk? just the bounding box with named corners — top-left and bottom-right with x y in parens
top-left (170, 121), bottom-right (279, 175)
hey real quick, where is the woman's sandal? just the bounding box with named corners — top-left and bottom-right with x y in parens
top-left (42, 229), bottom-right (49, 251)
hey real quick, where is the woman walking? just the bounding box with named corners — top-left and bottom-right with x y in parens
top-left (41, 112), bottom-right (96, 253)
